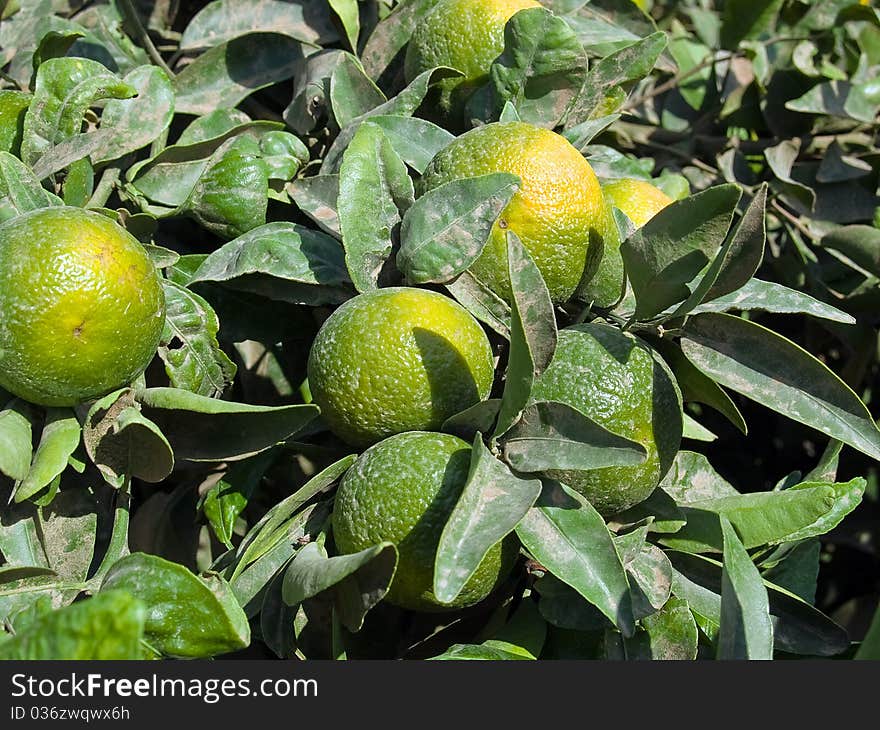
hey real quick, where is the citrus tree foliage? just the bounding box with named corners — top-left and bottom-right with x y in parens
top-left (0, 0), bottom-right (879, 661)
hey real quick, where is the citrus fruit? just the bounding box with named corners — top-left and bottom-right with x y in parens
top-left (307, 287), bottom-right (494, 448)
top-left (603, 178), bottom-right (673, 229)
top-left (527, 323), bottom-right (682, 516)
top-left (419, 121), bottom-right (617, 304)
top-left (0, 90), bottom-right (30, 156)
top-left (332, 431), bottom-right (518, 611)
top-left (405, 0), bottom-right (541, 114)
top-left (580, 178), bottom-right (674, 309)
top-left (0, 207), bottom-right (166, 406)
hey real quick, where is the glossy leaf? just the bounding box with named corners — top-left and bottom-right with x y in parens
top-left (680, 313), bottom-right (880, 460)
top-left (0, 151), bottom-right (62, 222)
top-left (330, 54), bottom-right (386, 129)
top-left (621, 184), bottom-right (741, 322)
top-left (0, 398), bottom-right (34, 482)
top-left (0, 590), bottom-right (146, 660)
top-left (101, 553), bottom-right (250, 658)
top-left (718, 517), bottom-right (773, 659)
top-left (338, 122), bottom-right (414, 292)
top-left (502, 401), bottom-right (646, 473)
top-left (203, 452), bottom-right (274, 549)
top-left (366, 115), bottom-right (454, 174)
top-left (446, 270), bottom-right (512, 339)
top-left (495, 232), bottom-right (557, 436)
top-left (434, 435), bottom-right (541, 604)
top-left (135, 387), bottom-right (319, 462)
top-left (180, 0), bottom-right (339, 49)
top-left (188, 222), bottom-right (352, 306)
top-left (282, 540), bottom-right (397, 632)
top-left (516, 480), bottom-right (635, 636)
top-left (174, 33), bottom-right (306, 116)
top-left (15, 409), bottom-right (80, 503)
top-left (659, 450), bottom-right (739, 504)
top-left (287, 174), bottom-right (341, 237)
top-left (398, 173), bottom-right (519, 284)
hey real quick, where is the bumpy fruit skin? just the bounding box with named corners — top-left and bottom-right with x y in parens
top-left (528, 324), bottom-right (683, 516)
top-left (603, 178), bottom-right (673, 229)
top-left (419, 122), bottom-right (616, 304)
top-left (404, 0), bottom-right (541, 113)
top-left (332, 431), bottom-right (518, 611)
top-left (307, 287), bottom-right (494, 448)
top-left (582, 178), bottom-right (674, 308)
top-left (0, 207), bottom-right (166, 406)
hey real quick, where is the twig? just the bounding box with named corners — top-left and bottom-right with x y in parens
top-left (770, 199), bottom-right (816, 240)
top-left (117, 0), bottom-right (174, 77)
top-left (624, 51), bottom-right (739, 111)
top-left (86, 167), bottom-right (121, 209)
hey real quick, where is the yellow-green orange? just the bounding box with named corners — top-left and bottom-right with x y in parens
top-left (529, 323), bottom-right (682, 516)
top-left (332, 431), bottom-right (518, 611)
top-left (603, 178), bottom-right (673, 229)
top-left (0, 207), bottom-right (165, 406)
top-left (581, 178), bottom-right (674, 308)
top-left (405, 0), bottom-right (541, 113)
top-left (307, 287), bottom-right (494, 448)
top-left (419, 121), bottom-right (616, 304)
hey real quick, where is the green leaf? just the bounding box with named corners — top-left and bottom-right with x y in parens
top-left (135, 387), bottom-right (320, 462)
top-left (446, 270), bottom-right (512, 339)
top-left (665, 184), bottom-right (768, 321)
top-left (607, 596), bottom-right (698, 660)
top-left (330, 53), bottom-right (386, 129)
top-left (0, 398), bottom-right (34, 482)
top-left (660, 450), bottom-right (738, 504)
top-left (662, 478), bottom-right (864, 553)
top-left (627, 544), bottom-right (675, 621)
top-left (0, 151), bottom-right (62, 223)
top-left (158, 279), bottom-right (237, 399)
top-left (562, 113), bottom-right (620, 151)
top-left (429, 642), bottom-right (532, 660)
top-left (565, 31), bottom-right (667, 126)
top-left (101, 553), bottom-right (250, 659)
top-left (690, 278), bottom-right (855, 324)
top-left (181, 136), bottom-right (269, 239)
top-left (188, 222), bottom-right (352, 306)
top-left (282, 541), bottom-right (397, 632)
top-left (15, 409), bottom-right (80, 503)
top-left (180, 0), bottom-right (339, 49)
top-left (434, 435), bottom-right (541, 604)
top-left (30, 28), bottom-right (84, 76)
top-left (764, 140), bottom-right (815, 211)
top-left (20, 57), bottom-right (136, 168)
top-left (761, 540), bottom-right (821, 604)
top-left (474, 7), bottom-right (588, 128)
top-left (855, 602), bottom-right (880, 659)
top-left (203, 452), bottom-right (274, 549)
top-left (361, 0), bottom-right (441, 81)
top-left (720, 0), bottom-right (784, 49)
top-left (287, 174), bottom-right (341, 238)
top-left (669, 551), bottom-right (849, 656)
top-left (680, 313), bottom-right (880, 461)
top-left (718, 517), bottom-right (773, 659)
top-left (682, 414), bottom-right (717, 442)
top-left (230, 455), bottom-right (355, 584)
top-left (495, 232), bottom-right (557, 436)
top-left (516, 480), bottom-right (635, 637)
top-left (338, 121), bottom-right (414, 292)
top-left (398, 173), bottom-right (519, 285)
top-left (502, 401), bottom-right (647, 473)
top-left (442, 400), bottom-right (503, 442)
top-left (621, 184), bottom-right (742, 322)
top-left (655, 341), bottom-right (747, 434)
top-left (82, 390), bottom-right (174, 487)
top-left (786, 80), bottom-right (880, 123)
top-left (0, 590), bottom-right (146, 660)
top-left (173, 33), bottom-right (306, 116)
top-left (320, 67), bottom-right (463, 174)
top-left (820, 225), bottom-right (880, 279)
top-left (365, 115), bottom-right (454, 174)
top-left (328, 0), bottom-right (360, 54)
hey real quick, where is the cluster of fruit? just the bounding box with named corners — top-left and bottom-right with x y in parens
top-left (0, 0), bottom-right (679, 614)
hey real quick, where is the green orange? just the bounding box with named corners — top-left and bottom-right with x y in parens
top-left (527, 323), bottom-right (682, 516)
top-left (405, 0), bottom-right (541, 113)
top-left (0, 207), bottom-right (165, 406)
top-left (307, 287), bottom-right (494, 448)
top-left (332, 431), bottom-right (518, 611)
top-left (419, 121), bottom-right (617, 304)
